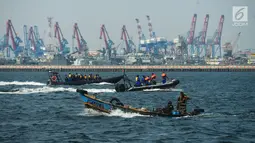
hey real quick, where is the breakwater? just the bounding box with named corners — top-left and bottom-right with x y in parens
top-left (0, 65), bottom-right (254, 72)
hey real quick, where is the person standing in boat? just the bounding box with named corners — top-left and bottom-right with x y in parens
top-left (161, 72), bottom-right (168, 84)
top-left (151, 73), bottom-right (157, 84)
top-left (135, 75), bottom-right (141, 87)
top-left (177, 92), bottom-right (190, 114)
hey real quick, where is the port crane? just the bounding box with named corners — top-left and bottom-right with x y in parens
top-left (54, 22), bottom-right (69, 55)
top-left (146, 15), bottom-right (168, 55)
top-left (2, 20), bottom-right (23, 57)
top-left (99, 24), bottom-right (114, 60)
top-left (34, 26), bottom-right (45, 48)
top-left (186, 14), bottom-right (197, 57)
top-left (211, 15), bottom-right (224, 58)
top-left (194, 14), bottom-right (209, 57)
top-left (135, 18), bottom-right (146, 52)
top-left (28, 26), bottom-right (44, 57)
top-left (120, 25), bottom-right (136, 54)
top-left (72, 23), bottom-right (88, 55)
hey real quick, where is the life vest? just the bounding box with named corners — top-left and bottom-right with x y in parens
top-left (135, 77), bottom-right (140, 81)
top-left (51, 76), bottom-right (57, 82)
top-left (161, 73), bottom-right (166, 77)
top-left (94, 76), bottom-right (97, 79)
top-left (68, 74), bottom-right (72, 78)
top-left (145, 77), bottom-right (149, 81)
top-left (151, 74), bottom-right (156, 79)
top-left (84, 75), bottom-right (87, 79)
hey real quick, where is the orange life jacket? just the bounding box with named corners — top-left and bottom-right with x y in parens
top-left (161, 73), bottom-right (166, 77)
top-left (151, 74), bottom-right (156, 79)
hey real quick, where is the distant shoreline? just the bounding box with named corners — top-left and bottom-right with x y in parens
top-left (0, 65), bottom-right (254, 72)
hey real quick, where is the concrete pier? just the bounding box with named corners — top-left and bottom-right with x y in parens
top-left (0, 65), bottom-right (254, 72)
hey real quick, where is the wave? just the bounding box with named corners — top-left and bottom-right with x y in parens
top-left (143, 88), bottom-right (183, 92)
top-left (92, 82), bottom-right (113, 85)
top-left (0, 86), bottom-right (116, 94)
top-left (0, 81), bottom-right (46, 86)
top-left (79, 108), bottom-right (148, 118)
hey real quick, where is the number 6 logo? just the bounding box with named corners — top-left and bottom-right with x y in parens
top-left (235, 8), bottom-right (245, 20)
top-left (232, 6), bottom-right (248, 22)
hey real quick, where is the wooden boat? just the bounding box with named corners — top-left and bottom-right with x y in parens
top-left (115, 79), bottom-right (180, 92)
top-left (77, 89), bottom-right (204, 117)
top-left (47, 71), bottom-right (124, 86)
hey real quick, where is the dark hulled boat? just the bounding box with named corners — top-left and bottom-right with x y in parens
top-left (77, 89), bottom-right (204, 117)
top-left (47, 71), bottom-right (124, 86)
top-left (115, 79), bottom-right (180, 92)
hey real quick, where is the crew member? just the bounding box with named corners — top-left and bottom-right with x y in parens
top-left (163, 100), bottom-right (174, 114)
top-left (145, 76), bottom-right (151, 85)
top-left (177, 92), bottom-right (190, 114)
top-left (141, 75), bottom-right (146, 85)
top-left (135, 75), bottom-right (141, 87)
top-left (151, 73), bottom-right (156, 80)
top-left (84, 74), bottom-right (87, 80)
top-left (161, 72), bottom-right (167, 84)
top-left (151, 73), bottom-right (157, 84)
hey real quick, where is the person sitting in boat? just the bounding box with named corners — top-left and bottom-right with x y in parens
top-left (161, 72), bottom-right (168, 84)
top-left (88, 74), bottom-right (91, 80)
top-left (79, 74), bottom-right (83, 80)
top-left (84, 74), bottom-right (87, 80)
top-left (134, 75), bottom-right (141, 87)
top-left (93, 74), bottom-right (97, 80)
top-left (65, 74), bottom-right (68, 82)
top-left (145, 76), bottom-right (151, 85)
top-left (141, 75), bottom-right (146, 85)
top-left (96, 74), bottom-right (102, 80)
top-left (151, 73), bottom-right (157, 85)
top-left (177, 92), bottom-right (190, 114)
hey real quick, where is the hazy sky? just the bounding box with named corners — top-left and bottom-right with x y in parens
top-left (0, 0), bottom-right (254, 52)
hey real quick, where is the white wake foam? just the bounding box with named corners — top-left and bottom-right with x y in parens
top-left (143, 88), bottom-right (183, 92)
top-left (0, 81), bottom-right (46, 86)
top-left (79, 108), bottom-right (148, 118)
top-left (92, 82), bottom-right (113, 85)
top-left (0, 86), bottom-right (116, 94)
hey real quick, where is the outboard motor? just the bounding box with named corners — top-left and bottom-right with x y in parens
top-left (193, 108), bottom-right (205, 113)
top-left (172, 79), bottom-right (180, 85)
top-left (76, 89), bottom-right (88, 95)
top-left (115, 84), bottom-right (126, 92)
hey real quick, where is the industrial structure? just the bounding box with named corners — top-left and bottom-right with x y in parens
top-left (0, 14), bottom-right (253, 66)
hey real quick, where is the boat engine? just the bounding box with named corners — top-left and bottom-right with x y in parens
top-left (115, 84), bottom-right (126, 92)
top-left (110, 97), bottom-right (124, 106)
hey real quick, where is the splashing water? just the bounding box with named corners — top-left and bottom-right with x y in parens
top-left (79, 108), bottom-right (149, 118)
top-left (0, 81), bottom-right (46, 86)
top-left (0, 86), bottom-right (116, 94)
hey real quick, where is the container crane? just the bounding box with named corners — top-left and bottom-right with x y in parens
top-left (146, 15), bottom-right (155, 38)
top-left (135, 18), bottom-right (146, 52)
top-left (54, 22), bottom-right (69, 55)
top-left (34, 26), bottom-right (45, 48)
top-left (3, 20), bottom-right (23, 57)
top-left (23, 25), bottom-right (30, 56)
top-left (194, 14), bottom-right (209, 57)
top-left (99, 24), bottom-right (114, 60)
top-left (186, 14), bottom-right (197, 57)
top-left (28, 26), bottom-right (44, 57)
top-left (72, 23), bottom-right (88, 54)
top-left (120, 25), bottom-right (136, 54)
top-left (145, 15), bottom-right (159, 54)
top-left (211, 15), bottom-right (224, 58)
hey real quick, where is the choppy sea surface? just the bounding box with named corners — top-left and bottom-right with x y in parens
top-left (0, 72), bottom-right (254, 143)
